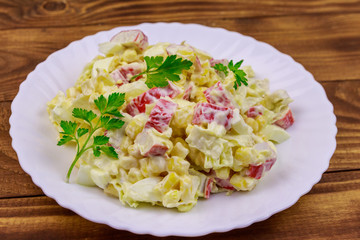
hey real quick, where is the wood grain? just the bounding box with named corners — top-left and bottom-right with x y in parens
top-left (0, 102), bottom-right (43, 198)
top-left (2, 12), bottom-right (360, 101)
top-left (1, 0), bottom-right (360, 30)
top-left (1, 170), bottom-right (359, 240)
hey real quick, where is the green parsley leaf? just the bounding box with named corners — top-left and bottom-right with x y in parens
top-left (145, 56), bottom-right (163, 70)
top-left (233, 69), bottom-right (248, 90)
top-left (72, 108), bottom-right (97, 124)
top-left (95, 92), bottom-right (125, 117)
top-left (100, 146), bottom-right (118, 159)
top-left (212, 63), bottom-right (229, 76)
top-left (77, 128), bottom-right (89, 138)
top-left (100, 116), bottom-right (110, 127)
top-left (229, 60), bottom-right (248, 89)
top-left (59, 121), bottom-right (77, 136)
top-left (146, 73), bottom-right (174, 88)
top-left (93, 146), bottom-right (101, 157)
top-left (132, 55), bottom-right (193, 88)
top-left (94, 95), bottom-right (107, 113)
top-left (103, 118), bottom-right (125, 130)
top-left (212, 59), bottom-right (248, 90)
top-left (107, 92), bottom-right (125, 109)
top-left (57, 135), bottom-right (74, 146)
top-left (56, 93), bottom-right (126, 183)
top-left (233, 59), bottom-right (244, 69)
top-left (93, 135), bottom-right (110, 146)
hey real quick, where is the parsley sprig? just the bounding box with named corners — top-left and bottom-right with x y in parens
top-left (131, 55), bottom-right (193, 88)
top-left (57, 92), bottom-right (125, 183)
top-left (213, 59), bottom-right (248, 90)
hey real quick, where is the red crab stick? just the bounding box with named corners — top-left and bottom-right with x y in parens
top-left (145, 99), bottom-right (178, 133)
top-left (275, 108), bottom-right (294, 129)
top-left (111, 62), bottom-right (143, 85)
top-left (246, 106), bottom-right (263, 118)
top-left (110, 29), bottom-right (148, 51)
top-left (204, 178), bottom-right (213, 199)
top-left (192, 102), bottom-right (233, 130)
top-left (246, 158), bottom-right (276, 179)
top-left (126, 82), bottom-right (180, 116)
top-left (135, 99), bottom-right (177, 157)
top-left (203, 81), bottom-right (235, 109)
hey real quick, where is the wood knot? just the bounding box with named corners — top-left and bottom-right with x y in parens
top-left (42, 0), bottom-right (67, 11)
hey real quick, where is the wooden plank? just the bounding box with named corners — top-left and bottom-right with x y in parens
top-left (1, 0), bottom-right (360, 30)
top-left (0, 170), bottom-right (359, 240)
top-left (2, 12), bottom-right (360, 101)
top-left (0, 102), bottom-right (43, 198)
top-left (323, 81), bottom-right (360, 171)
top-left (2, 79), bottom-right (359, 197)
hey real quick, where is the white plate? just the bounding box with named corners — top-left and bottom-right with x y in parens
top-left (9, 22), bottom-right (337, 236)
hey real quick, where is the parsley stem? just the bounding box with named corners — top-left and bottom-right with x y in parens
top-left (66, 151), bottom-right (82, 183)
top-left (130, 72), bottom-right (144, 81)
top-left (65, 117), bottom-right (104, 182)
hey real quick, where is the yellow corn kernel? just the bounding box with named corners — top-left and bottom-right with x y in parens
top-left (167, 156), bottom-right (190, 175)
top-left (125, 116), bottom-right (146, 139)
top-left (171, 101), bottom-right (195, 130)
top-left (161, 172), bottom-right (180, 193)
top-left (255, 115), bottom-right (266, 131)
top-left (127, 144), bottom-right (141, 158)
top-left (193, 86), bottom-right (208, 102)
top-left (108, 55), bottom-right (120, 73)
top-left (215, 167), bottom-right (230, 179)
top-left (230, 173), bottom-right (258, 191)
top-left (245, 117), bottom-right (259, 132)
top-left (185, 125), bottom-right (194, 136)
top-left (127, 168), bottom-right (144, 184)
top-left (121, 49), bottom-right (138, 62)
top-left (170, 142), bottom-right (190, 159)
top-left (120, 136), bottom-right (132, 153)
top-left (234, 147), bottom-right (253, 166)
top-left (173, 137), bottom-right (188, 148)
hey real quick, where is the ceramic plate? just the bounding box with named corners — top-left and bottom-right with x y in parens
top-left (10, 22), bottom-right (337, 236)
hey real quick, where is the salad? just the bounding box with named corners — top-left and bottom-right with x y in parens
top-left (47, 30), bottom-right (294, 212)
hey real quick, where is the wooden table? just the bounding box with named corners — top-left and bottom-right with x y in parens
top-left (1, 0), bottom-right (359, 239)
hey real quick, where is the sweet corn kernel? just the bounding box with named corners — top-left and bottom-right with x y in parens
top-left (125, 115), bottom-right (147, 139)
top-left (195, 86), bottom-right (208, 102)
top-left (245, 117), bottom-right (259, 132)
top-left (230, 173), bottom-right (258, 191)
top-left (121, 49), bottom-right (138, 62)
top-left (255, 115), bottom-right (266, 131)
top-left (118, 156), bottom-right (139, 170)
top-left (120, 136), bottom-right (133, 153)
top-left (234, 147), bottom-right (253, 166)
top-left (127, 168), bottom-right (144, 183)
top-left (127, 144), bottom-right (141, 158)
top-left (215, 167), bottom-right (230, 179)
top-left (185, 125), bottom-right (194, 136)
top-left (170, 142), bottom-right (190, 159)
top-left (161, 172), bottom-right (180, 193)
top-left (167, 156), bottom-right (190, 175)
